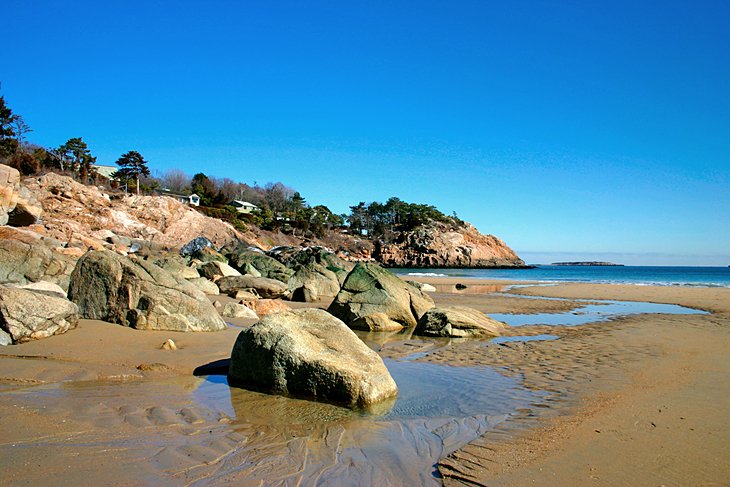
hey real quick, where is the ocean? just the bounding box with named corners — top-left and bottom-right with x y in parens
top-left (395, 265), bottom-right (730, 288)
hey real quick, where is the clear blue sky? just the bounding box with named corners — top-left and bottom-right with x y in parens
top-left (4, 1), bottom-right (729, 265)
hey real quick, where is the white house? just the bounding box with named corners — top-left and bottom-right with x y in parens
top-left (231, 200), bottom-right (259, 214)
top-left (159, 189), bottom-right (200, 206)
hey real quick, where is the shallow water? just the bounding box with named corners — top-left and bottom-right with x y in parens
top-left (489, 299), bottom-right (706, 326)
top-left (189, 357), bottom-right (542, 485)
top-left (491, 334), bottom-right (560, 344)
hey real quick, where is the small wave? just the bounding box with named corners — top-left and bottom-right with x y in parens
top-left (404, 272), bottom-right (448, 277)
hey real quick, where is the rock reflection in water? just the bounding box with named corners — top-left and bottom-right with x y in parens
top-left (190, 357), bottom-right (538, 486)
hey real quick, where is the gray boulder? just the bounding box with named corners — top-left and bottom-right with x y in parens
top-left (0, 227), bottom-right (77, 291)
top-left (227, 248), bottom-right (294, 283)
top-left (0, 285), bottom-right (79, 343)
top-left (187, 277), bottom-right (220, 295)
top-left (217, 275), bottom-right (289, 299)
top-left (68, 250), bottom-right (226, 332)
top-left (180, 236), bottom-right (213, 257)
top-left (229, 308), bottom-right (398, 408)
top-left (414, 306), bottom-right (507, 338)
top-left (287, 263), bottom-right (341, 302)
top-left (328, 263), bottom-right (434, 328)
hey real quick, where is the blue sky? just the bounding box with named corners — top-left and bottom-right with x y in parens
top-left (4, 1), bottom-right (729, 265)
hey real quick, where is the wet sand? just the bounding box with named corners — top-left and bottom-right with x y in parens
top-left (1, 280), bottom-right (729, 485)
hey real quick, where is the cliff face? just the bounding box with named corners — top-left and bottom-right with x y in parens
top-left (21, 173), bottom-right (243, 250)
top-left (374, 222), bottom-right (525, 268)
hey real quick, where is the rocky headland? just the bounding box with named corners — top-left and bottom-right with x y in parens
top-left (375, 221), bottom-right (527, 268)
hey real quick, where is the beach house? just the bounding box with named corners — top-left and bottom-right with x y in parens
top-left (231, 200), bottom-right (259, 214)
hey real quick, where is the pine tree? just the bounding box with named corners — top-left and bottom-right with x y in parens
top-left (113, 151), bottom-right (150, 195)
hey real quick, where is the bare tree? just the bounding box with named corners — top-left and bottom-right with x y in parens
top-left (11, 115), bottom-right (32, 144)
top-left (161, 168), bottom-right (191, 193)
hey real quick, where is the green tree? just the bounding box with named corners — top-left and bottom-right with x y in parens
top-left (0, 97), bottom-right (19, 159)
top-left (191, 172), bottom-right (215, 206)
top-left (57, 137), bottom-right (96, 182)
top-left (112, 151), bottom-right (150, 194)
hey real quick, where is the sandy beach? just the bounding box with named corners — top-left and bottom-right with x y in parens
top-left (1, 279), bottom-right (729, 486)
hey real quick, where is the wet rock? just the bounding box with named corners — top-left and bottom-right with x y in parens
top-left (187, 277), bottom-right (220, 295)
top-left (227, 247), bottom-right (294, 283)
top-left (414, 306), bottom-right (507, 338)
top-left (328, 263), bottom-right (434, 328)
top-left (217, 275), bottom-right (289, 299)
top-left (0, 285), bottom-right (79, 343)
top-left (288, 263), bottom-right (341, 302)
top-left (68, 250), bottom-right (226, 332)
top-left (161, 338), bottom-right (177, 350)
top-left (455, 283), bottom-right (468, 290)
top-left (229, 308), bottom-right (398, 408)
top-left (221, 302), bottom-right (259, 320)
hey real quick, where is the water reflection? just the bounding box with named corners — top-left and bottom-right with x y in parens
top-left (490, 299), bottom-right (707, 326)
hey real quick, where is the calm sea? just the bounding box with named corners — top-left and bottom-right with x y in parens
top-left (395, 265), bottom-right (730, 288)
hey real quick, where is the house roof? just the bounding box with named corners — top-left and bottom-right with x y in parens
top-left (92, 164), bottom-right (117, 179)
top-left (232, 200), bottom-right (258, 207)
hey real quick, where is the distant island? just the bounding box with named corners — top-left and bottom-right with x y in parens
top-left (552, 261), bottom-right (624, 266)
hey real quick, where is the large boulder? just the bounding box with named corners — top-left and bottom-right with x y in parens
top-left (287, 263), bottom-right (341, 302)
top-left (227, 248), bottom-right (294, 283)
top-left (414, 306), bottom-right (507, 338)
top-left (217, 275), bottom-right (289, 299)
top-left (68, 250), bottom-right (226, 332)
top-left (0, 285), bottom-right (79, 343)
top-left (0, 227), bottom-right (77, 291)
top-left (327, 263), bottom-right (434, 328)
top-left (228, 309), bottom-right (398, 408)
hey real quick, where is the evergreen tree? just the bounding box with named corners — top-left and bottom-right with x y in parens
top-left (58, 137), bottom-right (96, 182)
top-left (113, 151), bottom-right (150, 195)
top-left (0, 97), bottom-right (19, 158)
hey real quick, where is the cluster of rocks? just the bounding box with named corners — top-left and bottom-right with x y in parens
top-left (0, 164), bottom-right (509, 411)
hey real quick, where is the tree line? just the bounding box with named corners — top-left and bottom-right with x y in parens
top-left (1, 95), bottom-right (462, 240)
